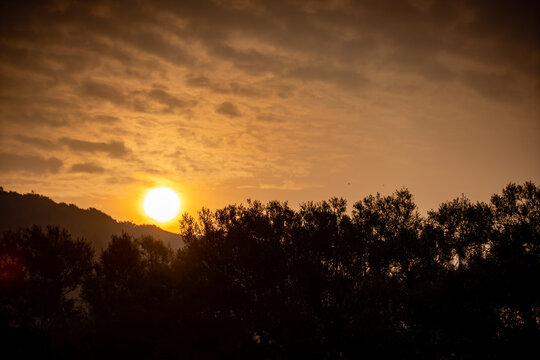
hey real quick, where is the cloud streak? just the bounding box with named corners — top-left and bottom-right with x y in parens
top-left (14, 135), bottom-right (59, 150)
top-left (0, 153), bottom-right (62, 174)
top-left (70, 162), bottom-right (106, 174)
top-left (59, 138), bottom-right (129, 158)
top-left (216, 102), bottom-right (241, 118)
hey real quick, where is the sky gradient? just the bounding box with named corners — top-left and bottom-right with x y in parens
top-left (1, 0), bottom-right (539, 231)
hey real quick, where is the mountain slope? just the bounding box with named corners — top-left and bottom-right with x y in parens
top-left (0, 188), bottom-right (184, 250)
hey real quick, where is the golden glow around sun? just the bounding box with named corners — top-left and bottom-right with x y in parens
top-left (143, 187), bottom-right (181, 222)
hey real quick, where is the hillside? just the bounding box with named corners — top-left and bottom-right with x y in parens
top-left (0, 188), bottom-right (183, 250)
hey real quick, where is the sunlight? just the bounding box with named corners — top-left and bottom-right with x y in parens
top-left (143, 187), bottom-right (181, 222)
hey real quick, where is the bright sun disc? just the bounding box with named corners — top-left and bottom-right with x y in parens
top-left (144, 187), bottom-right (180, 222)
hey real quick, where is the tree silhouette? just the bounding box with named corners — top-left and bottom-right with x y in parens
top-left (0, 225), bottom-right (93, 357)
top-left (0, 183), bottom-right (538, 358)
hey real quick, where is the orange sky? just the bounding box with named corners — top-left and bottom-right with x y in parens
top-left (1, 0), bottom-right (539, 232)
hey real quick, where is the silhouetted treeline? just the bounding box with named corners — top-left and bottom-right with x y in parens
top-left (1, 183), bottom-right (538, 359)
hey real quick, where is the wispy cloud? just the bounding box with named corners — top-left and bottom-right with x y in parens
top-left (59, 137), bottom-right (129, 158)
top-left (0, 153), bottom-right (62, 174)
top-left (14, 135), bottom-right (59, 150)
top-left (70, 162), bottom-right (106, 174)
top-left (238, 181), bottom-right (322, 191)
top-left (216, 102), bottom-right (241, 118)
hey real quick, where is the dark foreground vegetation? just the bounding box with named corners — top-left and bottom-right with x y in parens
top-left (1, 183), bottom-right (538, 359)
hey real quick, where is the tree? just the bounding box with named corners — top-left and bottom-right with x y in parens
top-left (0, 226), bottom-right (93, 356)
top-left (1, 183), bottom-right (538, 358)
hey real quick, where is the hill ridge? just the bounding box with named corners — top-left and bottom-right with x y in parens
top-left (0, 188), bottom-right (183, 250)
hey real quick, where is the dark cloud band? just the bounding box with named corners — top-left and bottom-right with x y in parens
top-left (0, 153), bottom-right (62, 174)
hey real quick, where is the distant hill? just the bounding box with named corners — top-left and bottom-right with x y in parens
top-left (0, 188), bottom-right (184, 250)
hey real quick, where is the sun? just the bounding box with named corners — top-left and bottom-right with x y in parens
top-left (143, 187), bottom-right (181, 222)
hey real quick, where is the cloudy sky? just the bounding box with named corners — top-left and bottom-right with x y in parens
top-left (1, 0), bottom-right (538, 231)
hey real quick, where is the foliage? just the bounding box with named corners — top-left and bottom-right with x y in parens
top-left (1, 183), bottom-right (538, 358)
top-left (0, 226), bottom-right (93, 357)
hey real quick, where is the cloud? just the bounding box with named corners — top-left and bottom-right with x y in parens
top-left (186, 75), bottom-right (211, 87)
top-left (14, 135), bottom-right (59, 150)
top-left (227, 82), bottom-right (266, 97)
top-left (287, 66), bottom-right (369, 90)
top-left (460, 70), bottom-right (520, 101)
top-left (60, 137), bottom-right (129, 158)
top-left (106, 176), bottom-right (137, 184)
top-left (78, 80), bottom-right (126, 105)
top-left (70, 162), bottom-right (105, 173)
top-left (147, 89), bottom-right (195, 111)
top-left (1, 106), bottom-right (70, 127)
top-left (384, 47), bottom-right (456, 83)
top-left (13, 136), bottom-right (131, 161)
top-left (216, 102), bottom-right (241, 117)
top-left (209, 44), bottom-right (284, 74)
top-left (120, 27), bottom-right (193, 65)
top-left (238, 181), bottom-right (321, 191)
top-left (0, 0), bottom-right (538, 208)
top-left (78, 82), bottom-right (196, 114)
top-left (93, 115), bottom-right (120, 123)
top-left (185, 75), bottom-right (265, 97)
top-left (256, 113), bottom-right (283, 123)
top-left (0, 152), bottom-right (62, 174)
